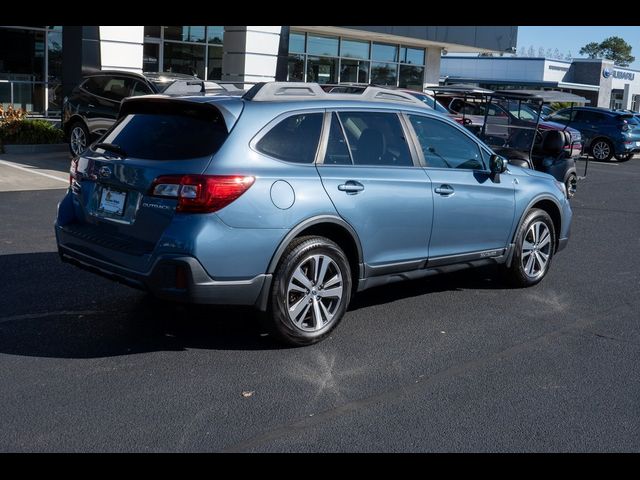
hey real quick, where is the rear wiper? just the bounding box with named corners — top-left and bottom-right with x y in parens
top-left (94, 142), bottom-right (127, 158)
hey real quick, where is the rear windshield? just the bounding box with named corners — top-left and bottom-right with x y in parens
top-left (99, 111), bottom-right (227, 160)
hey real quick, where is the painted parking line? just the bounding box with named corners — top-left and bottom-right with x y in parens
top-left (0, 158), bottom-right (68, 182)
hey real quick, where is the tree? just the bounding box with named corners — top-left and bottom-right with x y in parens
top-left (553, 48), bottom-right (561, 60)
top-left (538, 46), bottom-right (545, 57)
top-left (527, 46), bottom-right (536, 57)
top-left (565, 50), bottom-right (573, 61)
top-left (579, 42), bottom-right (601, 58)
top-left (518, 46), bottom-right (526, 57)
top-left (579, 36), bottom-right (635, 67)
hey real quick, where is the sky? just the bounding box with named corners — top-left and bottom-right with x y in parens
top-left (516, 26), bottom-right (640, 69)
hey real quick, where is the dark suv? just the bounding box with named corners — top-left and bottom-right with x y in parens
top-left (546, 106), bottom-right (640, 161)
top-left (63, 71), bottom-right (240, 155)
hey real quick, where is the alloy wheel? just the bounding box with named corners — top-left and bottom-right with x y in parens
top-left (286, 254), bottom-right (344, 332)
top-left (592, 141), bottom-right (610, 161)
top-left (521, 221), bottom-right (552, 280)
top-left (70, 126), bottom-right (87, 156)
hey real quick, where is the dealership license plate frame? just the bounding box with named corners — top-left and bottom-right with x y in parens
top-left (97, 185), bottom-right (127, 217)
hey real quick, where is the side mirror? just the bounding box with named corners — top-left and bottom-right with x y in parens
top-left (490, 154), bottom-right (507, 174)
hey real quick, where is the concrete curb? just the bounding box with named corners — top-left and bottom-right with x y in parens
top-left (1, 144), bottom-right (68, 154)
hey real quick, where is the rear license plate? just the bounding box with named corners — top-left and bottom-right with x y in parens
top-left (98, 186), bottom-right (127, 216)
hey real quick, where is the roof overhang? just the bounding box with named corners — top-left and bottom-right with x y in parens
top-left (292, 26), bottom-right (500, 53)
top-left (441, 77), bottom-right (601, 92)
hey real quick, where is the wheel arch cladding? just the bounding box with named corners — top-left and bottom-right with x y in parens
top-left (529, 199), bottom-right (561, 250)
top-left (268, 217), bottom-right (363, 281)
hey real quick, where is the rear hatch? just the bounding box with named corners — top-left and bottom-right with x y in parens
top-left (620, 114), bottom-right (640, 148)
top-left (66, 97), bottom-right (241, 260)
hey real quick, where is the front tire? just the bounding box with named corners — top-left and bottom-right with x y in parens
top-left (505, 209), bottom-right (556, 288)
top-left (590, 139), bottom-right (613, 162)
top-left (614, 152), bottom-right (634, 162)
top-left (267, 236), bottom-right (352, 346)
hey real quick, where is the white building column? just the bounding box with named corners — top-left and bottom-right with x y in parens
top-left (424, 46), bottom-right (442, 87)
top-left (222, 26), bottom-right (283, 86)
top-left (622, 83), bottom-right (632, 110)
top-left (99, 26), bottom-right (144, 73)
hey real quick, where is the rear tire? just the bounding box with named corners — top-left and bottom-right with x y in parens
top-left (504, 209), bottom-right (556, 288)
top-left (267, 236), bottom-right (352, 346)
top-left (614, 152), bottom-right (634, 162)
top-left (565, 172), bottom-right (577, 199)
top-left (68, 120), bottom-right (90, 156)
top-left (590, 139), bottom-right (613, 162)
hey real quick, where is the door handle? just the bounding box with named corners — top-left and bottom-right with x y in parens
top-left (435, 184), bottom-right (455, 196)
top-left (338, 180), bottom-right (365, 194)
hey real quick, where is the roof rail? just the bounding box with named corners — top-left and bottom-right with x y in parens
top-left (242, 82), bottom-right (426, 107)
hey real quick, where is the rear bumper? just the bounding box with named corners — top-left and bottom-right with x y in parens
top-left (58, 243), bottom-right (270, 306)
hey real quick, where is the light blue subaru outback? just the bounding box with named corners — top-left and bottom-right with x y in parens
top-left (56, 82), bottom-right (572, 345)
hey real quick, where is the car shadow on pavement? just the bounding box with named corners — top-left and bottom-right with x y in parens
top-left (0, 151), bottom-right (72, 175)
top-left (349, 264), bottom-right (509, 311)
top-left (0, 251), bottom-right (509, 359)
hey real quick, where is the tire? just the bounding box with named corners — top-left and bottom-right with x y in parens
top-left (565, 172), bottom-right (577, 199)
top-left (68, 120), bottom-right (90, 156)
top-left (614, 152), bottom-right (634, 162)
top-left (590, 139), bottom-right (613, 162)
top-left (267, 235), bottom-right (352, 346)
top-left (504, 209), bottom-right (556, 288)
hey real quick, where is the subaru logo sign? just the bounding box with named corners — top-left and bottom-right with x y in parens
top-left (98, 166), bottom-right (112, 179)
top-left (602, 67), bottom-right (612, 78)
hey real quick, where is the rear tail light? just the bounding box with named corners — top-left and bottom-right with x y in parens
top-left (149, 174), bottom-right (255, 213)
top-left (69, 157), bottom-right (79, 186)
top-left (621, 121), bottom-right (633, 132)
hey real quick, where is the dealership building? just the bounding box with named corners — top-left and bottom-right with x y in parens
top-left (0, 25), bottom-right (517, 117)
top-left (441, 55), bottom-right (640, 111)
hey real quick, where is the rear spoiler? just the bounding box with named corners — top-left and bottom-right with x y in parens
top-left (119, 96), bottom-right (244, 131)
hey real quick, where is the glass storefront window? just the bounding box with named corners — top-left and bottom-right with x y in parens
top-left (306, 56), bottom-right (338, 84)
top-left (307, 35), bottom-right (339, 57)
top-left (399, 65), bottom-right (424, 90)
top-left (340, 59), bottom-right (369, 83)
top-left (287, 55), bottom-right (305, 81)
top-left (340, 38), bottom-right (369, 59)
top-left (208, 45), bottom-right (223, 80)
top-left (400, 46), bottom-right (425, 65)
top-left (144, 26), bottom-right (161, 38)
top-left (289, 32), bottom-right (305, 53)
top-left (372, 43), bottom-right (398, 63)
top-left (143, 43), bottom-right (159, 72)
top-left (163, 42), bottom-right (206, 78)
top-left (47, 30), bottom-right (63, 83)
top-left (207, 26), bottom-right (224, 44)
top-left (0, 28), bottom-right (45, 81)
top-left (371, 62), bottom-right (397, 85)
top-left (164, 26), bottom-right (206, 43)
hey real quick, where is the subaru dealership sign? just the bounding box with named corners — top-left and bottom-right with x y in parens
top-left (603, 67), bottom-right (635, 81)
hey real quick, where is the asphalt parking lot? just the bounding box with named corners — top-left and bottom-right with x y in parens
top-left (0, 152), bottom-right (639, 452)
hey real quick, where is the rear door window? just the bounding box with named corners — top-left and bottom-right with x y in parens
top-left (337, 111), bottom-right (413, 167)
top-left (101, 77), bottom-right (134, 101)
top-left (99, 108), bottom-right (228, 160)
top-left (323, 113), bottom-right (353, 165)
top-left (255, 113), bottom-right (323, 164)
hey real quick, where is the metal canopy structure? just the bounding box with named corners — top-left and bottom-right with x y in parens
top-left (496, 89), bottom-right (590, 104)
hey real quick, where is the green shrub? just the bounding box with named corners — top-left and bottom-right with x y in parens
top-left (0, 118), bottom-right (64, 145)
